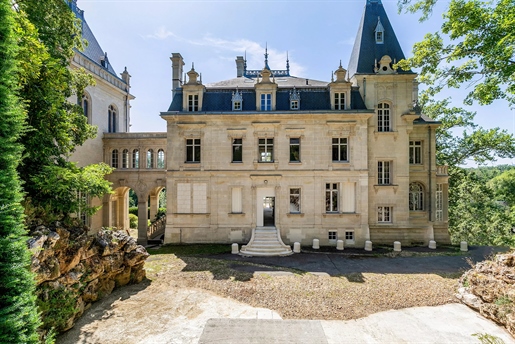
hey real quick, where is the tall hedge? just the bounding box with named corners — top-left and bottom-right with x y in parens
top-left (0, 0), bottom-right (40, 342)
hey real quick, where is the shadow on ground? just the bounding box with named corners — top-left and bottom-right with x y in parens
top-left (173, 245), bottom-right (509, 282)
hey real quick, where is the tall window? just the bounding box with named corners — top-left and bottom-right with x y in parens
top-left (290, 138), bottom-right (300, 162)
top-left (122, 149), bottom-right (129, 169)
top-left (332, 138), bottom-right (348, 162)
top-left (111, 149), bottom-right (118, 168)
top-left (82, 94), bottom-right (90, 124)
top-left (377, 103), bottom-right (391, 132)
top-left (108, 105), bottom-right (117, 133)
top-left (436, 184), bottom-right (443, 221)
top-left (325, 183), bottom-right (339, 212)
top-left (232, 138), bottom-right (242, 162)
top-left (378, 206), bottom-right (392, 222)
top-left (409, 141), bottom-right (422, 164)
top-left (132, 149), bottom-right (139, 168)
top-left (258, 138), bottom-right (274, 162)
top-left (188, 94), bottom-right (198, 111)
top-left (260, 93), bottom-right (271, 111)
top-left (290, 188), bottom-right (301, 213)
top-left (157, 149), bottom-right (165, 168)
top-left (409, 182), bottom-right (424, 211)
top-left (147, 149), bottom-right (154, 168)
top-left (231, 187), bottom-right (242, 213)
top-left (334, 93), bottom-right (345, 110)
top-left (377, 161), bottom-right (391, 185)
top-left (186, 139), bottom-right (201, 162)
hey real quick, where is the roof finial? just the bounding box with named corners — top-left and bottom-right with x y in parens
top-left (244, 50), bottom-right (247, 72)
top-left (331, 71), bottom-right (334, 82)
top-left (339, 60), bottom-right (342, 68)
top-left (264, 43), bottom-right (270, 70)
top-left (286, 51), bottom-right (290, 73)
top-left (191, 62), bottom-right (195, 70)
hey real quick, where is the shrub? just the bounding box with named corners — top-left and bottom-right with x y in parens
top-left (129, 207), bottom-right (138, 216)
top-left (129, 214), bottom-right (138, 228)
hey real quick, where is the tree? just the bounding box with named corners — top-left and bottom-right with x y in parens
top-left (14, 0), bottom-right (112, 223)
top-left (398, 0), bottom-right (515, 107)
top-left (0, 0), bottom-right (40, 341)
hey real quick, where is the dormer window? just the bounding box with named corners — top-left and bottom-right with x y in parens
top-left (289, 87), bottom-right (301, 110)
top-left (188, 94), bottom-right (198, 111)
top-left (261, 94), bottom-right (272, 111)
top-left (375, 17), bottom-right (385, 44)
top-left (376, 31), bottom-right (383, 43)
top-left (232, 89), bottom-right (243, 111)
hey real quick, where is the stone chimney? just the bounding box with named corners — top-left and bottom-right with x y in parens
top-left (170, 53), bottom-right (184, 98)
top-left (236, 56), bottom-right (245, 77)
top-left (121, 67), bottom-right (131, 86)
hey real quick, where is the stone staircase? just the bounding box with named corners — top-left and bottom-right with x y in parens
top-left (239, 227), bottom-right (293, 257)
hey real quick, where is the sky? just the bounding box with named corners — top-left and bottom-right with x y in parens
top-left (78, 0), bottom-right (514, 166)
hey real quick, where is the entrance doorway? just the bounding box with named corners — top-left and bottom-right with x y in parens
top-left (263, 196), bottom-right (275, 226)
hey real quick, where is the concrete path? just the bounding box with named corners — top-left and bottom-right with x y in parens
top-left (199, 304), bottom-right (514, 344)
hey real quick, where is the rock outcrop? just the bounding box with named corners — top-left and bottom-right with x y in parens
top-left (456, 251), bottom-right (515, 337)
top-left (28, 225), bottom-right (149, 335)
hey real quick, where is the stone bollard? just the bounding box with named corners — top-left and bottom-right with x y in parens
top-left (231, 243), bottom-right (239, 254)
top-left (337, 240), bottom-right (344, 251)
top-left (460, 241), bottom-right (468, 252)
top-left (428, 240), bottom-right (437, 249)
top-left (293, 242), bottom-right (301, 253)
top-left (365, 240), bottom-right (373, 251)
top-left (312, 239), bottom-right (320, 249)
top-left (393, 241), bottom-right (402, 252)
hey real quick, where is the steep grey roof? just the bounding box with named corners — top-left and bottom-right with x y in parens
top-left (413, 114), bottom-right (441, 124)
top-left (70, 1), bottom-right (119, 77)
top-left (167, 88), bottom-right (367, 112)
top-left (348, 0), bottom-right (414, 77)
top-left (206, 76), bottom-right (328, 89)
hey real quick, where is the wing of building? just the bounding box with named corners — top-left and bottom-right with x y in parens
top-left (99, 0), bottom-right (450, 252)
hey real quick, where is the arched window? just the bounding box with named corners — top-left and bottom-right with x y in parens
top-left (157, 149), bottom-right (165, 168)
top-left (111, 149), bottom-right (119, 168)
top-left (82, 93), bottom-right (91, 124)
top-left (132, 149), bottom-right (139, 168)
top-left (108, 105), bottom-right (117, 133)
top-left (122, 149), bottom-right (129, 168)
top-left (409, 182), bottom-right (424, 211)
top-left (147, 149), bottom-right (154, 168)
top-left (377, 102), bottom-right (391, 132)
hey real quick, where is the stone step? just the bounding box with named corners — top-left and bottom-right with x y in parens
top-left (239, 227), bottom-right (293, 257)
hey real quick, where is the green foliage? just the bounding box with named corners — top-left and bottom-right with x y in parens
top-left (129, 189), bottom-right (138, 207)
top-left (28, 163), bottom-right (113, 223)
top-left (129, 207), bottom-right (138, 216)
top-left (398, 0), bottom-right (515, 106)
top-left (157, 207), bottom-right (166, 218)
top-left (489, 169), bottom-right (515, 207)
top-left (129, 214), bottom-right (138, 229)
top-left (14, 0), bottom-right (110, 221)
top-left (472, 332), bottom-right (506, 344)
top-left (449, 167), bottom-right (515, 246)
top-left (159, 188), bottom-right (166, 208)
top-left (0, 0), bottom-right (40, 342)
top-left (36, 285), bottom-right (78, 333)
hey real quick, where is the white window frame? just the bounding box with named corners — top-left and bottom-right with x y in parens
top-left (188, 94), bottom-right (199, 111)
top-left (332, 137), bottom-right (348, 162)
top-left (122, 149), bottom-right (129, 169)
top-left (377, 161), bottom-right (391, 185)
top-left (186, 138), bottom-right (201, 163)
top-left (378, 206), bottom-right (392, 223)
top-left (345, 231), bottom-right (354, 244)
top-left (258, 138), bottom-right (274, 162)
top-left (328, 230), bottom-right (337, 241)
top-left (325, 183), bottom-right (339, 213)
top-left (289, 188), bottom-right (301, 213)
top-left (409, 182), bottom-right (424, 211)
top-left (409, 140), bottom-right (422, 164)
top-left (334, 92), bottom-right (345, 110)
top-left (377, 103), bottom-right (391, 132)
top-left (157, 149), bottom-right (165, 169)
top-left (260, 93), bottom-right (272, 111)
top-left (436, 184), bottom-right (443, 221)
top-left (289, 138), bottom-right (300, 162)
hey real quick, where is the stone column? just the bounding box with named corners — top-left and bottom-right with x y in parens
top-left (137, 198), bottom-right (148, 246)
top-left (102, 195), bottom-right (113, 228)
top-left (149, 192), bottom-right (159, 221)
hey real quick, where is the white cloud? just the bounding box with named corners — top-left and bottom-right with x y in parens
top-left (143, 26), bottom-right (176, 40)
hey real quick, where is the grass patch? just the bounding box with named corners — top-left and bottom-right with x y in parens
top-left (148, 244), bottom-right (231, 256)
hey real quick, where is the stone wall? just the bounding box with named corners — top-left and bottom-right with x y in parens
top-left (28, 225), bottom-right (149, 335)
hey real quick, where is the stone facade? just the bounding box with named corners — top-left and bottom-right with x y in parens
top-left (72, 0), bottom-right (450, 248)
